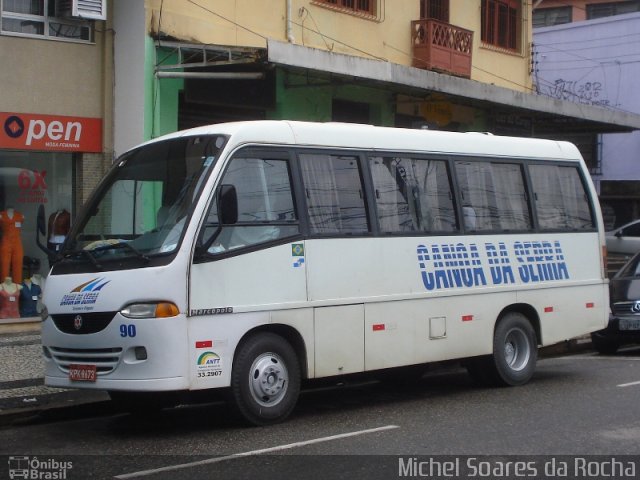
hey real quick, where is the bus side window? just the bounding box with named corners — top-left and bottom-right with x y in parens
top-left (529, 164), bottom-right (594, 230)
top-left (299, 153), bottom-right (369, 235)
top-left (369, 156), bottom-right (457, 233)
top-left (201, 155), bottom-right (299, 254)
top-left (455, 160), bottom-right (531, 232)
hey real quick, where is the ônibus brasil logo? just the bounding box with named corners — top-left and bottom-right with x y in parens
top-left (60, 277), bottom-right (110, 307)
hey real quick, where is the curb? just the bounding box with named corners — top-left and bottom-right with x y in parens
top-left (0, 390), bottom-right (112, 427)
top-left (0, 320), bottom-right (41, 335)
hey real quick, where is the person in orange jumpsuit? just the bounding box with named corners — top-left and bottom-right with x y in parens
top-left (0, 208), bottom-right (24, 284)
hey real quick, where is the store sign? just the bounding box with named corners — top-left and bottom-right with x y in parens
top-left (0, 112), bottom-right (102, 152)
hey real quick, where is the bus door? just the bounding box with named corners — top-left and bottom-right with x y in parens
top-left (189, 148), bottom-right (306, 387)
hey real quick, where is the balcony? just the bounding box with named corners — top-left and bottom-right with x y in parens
top-left (411, 19), bottom-right (473, 79)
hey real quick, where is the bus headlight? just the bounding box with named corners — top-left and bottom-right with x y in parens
top-left (120, 302), bottom-right (179, 319)
top-left (39, 305), bottom-right (49, 322)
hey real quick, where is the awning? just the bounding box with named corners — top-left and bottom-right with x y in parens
top-left (267, 39), bottom-right (640, 135)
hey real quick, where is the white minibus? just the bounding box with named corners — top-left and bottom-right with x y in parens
top-left (40, 121), bottom-right (608, 425)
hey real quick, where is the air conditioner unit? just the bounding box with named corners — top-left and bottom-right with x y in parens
top-left (56, 0), bottom-right (107, 21)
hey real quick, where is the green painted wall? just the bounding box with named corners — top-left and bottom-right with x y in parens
top-left (269, 69), bottom-right (394, 126)
top-left (144, 38), bottom-right (183, 141)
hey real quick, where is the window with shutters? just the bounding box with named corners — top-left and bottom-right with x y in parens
top-left (1, 0), bottom-right (102, 42)
top-left (420, 0), bottom-right (449, 22)
top-left (481, 0), bottom-right (520, 51)
top-left (313, 0), bottom-right (376, 17)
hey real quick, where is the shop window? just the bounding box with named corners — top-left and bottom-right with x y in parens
top-left (481, 0), bottom-right (520, 51)
top-left (0, 150), bottom-right (73, 318)
top-left (1, 0), bottom-right (95, 42)
top-left (314, 0), bottom-right (376, 16)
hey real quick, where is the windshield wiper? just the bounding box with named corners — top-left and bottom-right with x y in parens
top-left (63, 249), bottom-right (103, 270)
top-left (92, 242), bottom-right (151, 263)
top-left (114, 242), bottom-right (150, 263)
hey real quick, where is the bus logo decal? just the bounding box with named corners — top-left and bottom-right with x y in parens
top-left (60, 277), bottom-right (110, 308)
top-left (196, 351), bottom-right (223, 377)
top-left (197, 352), bottom-right (221, 366)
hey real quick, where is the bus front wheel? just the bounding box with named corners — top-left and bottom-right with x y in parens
top-left (230, 333), bottom-right (301, 426)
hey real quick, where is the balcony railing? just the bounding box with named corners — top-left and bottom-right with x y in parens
top-left (411, 19), bottom-right (473, 78)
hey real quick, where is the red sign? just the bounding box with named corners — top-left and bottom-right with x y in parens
top-left (0, 112), bottom-right (102, 152)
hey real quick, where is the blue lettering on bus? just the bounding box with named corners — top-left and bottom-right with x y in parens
top-left (417, 240), bottom-right (569, 291)
top-left (486, 242), bottom-right (516, 285)
top-left (418, 243), bottom-right (486, 291)
top-left (514, 240), bottom-right (569, 283)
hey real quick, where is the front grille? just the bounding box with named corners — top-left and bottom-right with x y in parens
top-left (612, 301), bottom-right (640, 316)
top-left (49, 346), bottom-right (123, 375)
top-left (51, 312), bottom-right (116, 334)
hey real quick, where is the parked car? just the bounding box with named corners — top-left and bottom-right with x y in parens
top-left (606, 219), bottom-right (640, 255)
top-left (591, 251), bottom-right (640, 354)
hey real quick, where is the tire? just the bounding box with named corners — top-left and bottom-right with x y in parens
top-left (230, 333), bottom-right (301, 426)
top-left (591, 333), bottom-right (619, 355)
top-left (467, 312), bottom-right (537, 387)
top-left (490, 312), bottom-right (538, 386)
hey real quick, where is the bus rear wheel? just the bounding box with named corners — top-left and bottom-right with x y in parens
top-left (491, 312), bottom-right (537, 386)
top-left (466, 312), bottom-right (537, 387)
top-left (230, 333), bottom-right (301, 426)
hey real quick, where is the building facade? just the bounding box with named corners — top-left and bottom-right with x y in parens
top-left (533, 1), bottom-right (640, 227)
top-left (0, 0), bottom-right (110, 319)
top-left (112, 0), bottom-right (640, 159)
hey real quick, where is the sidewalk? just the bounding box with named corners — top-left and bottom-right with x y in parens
top-left (0, 321), bottom-right (594, 426)
top-left (0, 321), bottom-right (109, 425)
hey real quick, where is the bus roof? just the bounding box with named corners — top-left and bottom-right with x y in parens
top-left (144, 120), bottom-right (582, 161)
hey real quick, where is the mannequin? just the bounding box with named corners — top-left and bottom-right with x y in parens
top-left (0, 277), bottom-right (22, 319)
top-left (48, 209), bottom-right (71, 252)
top-left (20, 277), bottom-right (42, 318)
top-left (0, 208), bottom-right (24, 284)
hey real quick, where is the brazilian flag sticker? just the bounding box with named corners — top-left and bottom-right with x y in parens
top-left (291, 243), bottom-right (304, 257)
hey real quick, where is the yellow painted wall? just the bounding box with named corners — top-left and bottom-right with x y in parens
top-left (145, 0), bottom-right (532, 93)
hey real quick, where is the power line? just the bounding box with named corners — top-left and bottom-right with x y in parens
top-left (535, 31), bottom-right (640, 46)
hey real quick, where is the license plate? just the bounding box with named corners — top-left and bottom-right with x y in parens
top-left (619, 318), bottom-right (640, 331)
top-left (68, 364), bottom-right (97, 382)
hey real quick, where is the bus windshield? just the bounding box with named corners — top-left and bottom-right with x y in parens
top-left (64, 135), bottom-right (227, 263)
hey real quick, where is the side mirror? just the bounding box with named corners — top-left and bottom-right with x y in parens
top-left (35, 204), bottom-right (57, 265)
top-left (615, 230), bottom-right (623, 238)
top-left (195, 185), bottom-right (238, 256)
top-left (218, 184), bottom-right (238, 225)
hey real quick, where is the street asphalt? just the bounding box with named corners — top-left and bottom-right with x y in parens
top-left (0, 321), bottom-right (592, 427)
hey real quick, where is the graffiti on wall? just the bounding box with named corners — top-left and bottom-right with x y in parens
top-left (543, 79), bottom-right (611, 107)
